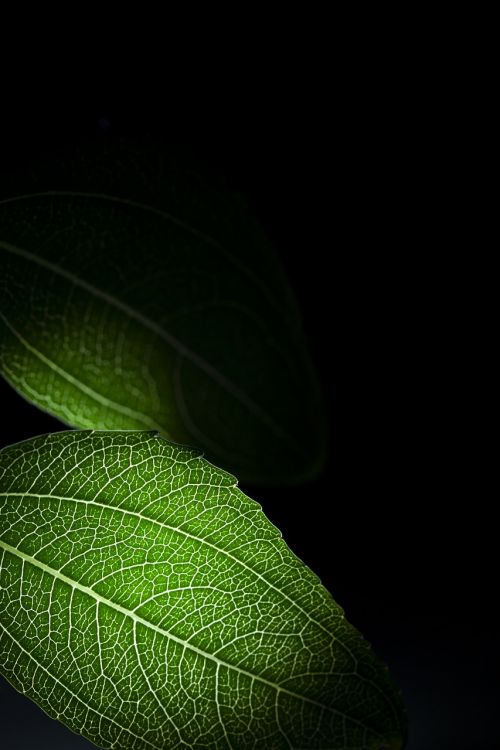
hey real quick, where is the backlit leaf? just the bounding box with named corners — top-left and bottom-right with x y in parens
top-left (0, 431), bottom-right (405, 749)
top-left (0, 142), bottom-right (325, 482)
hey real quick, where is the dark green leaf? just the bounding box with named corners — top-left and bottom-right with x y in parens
top-left (0, 142), bottom-right (325, 482)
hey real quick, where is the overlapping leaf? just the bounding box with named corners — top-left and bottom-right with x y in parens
top-left (0, 142), bottom-right (325, 482)
top-left (0, 431), bottom-right (405, 749)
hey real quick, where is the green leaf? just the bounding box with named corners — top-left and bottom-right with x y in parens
top-left (0, 141), bottom-right (325, 483)
top-left (0, 430), bottom-right (405, 750)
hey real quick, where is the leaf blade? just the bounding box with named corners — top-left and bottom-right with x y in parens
top-left (0, 431), bottom-right (405, 749)
top-left (0, 144), bottom-right (326, 482)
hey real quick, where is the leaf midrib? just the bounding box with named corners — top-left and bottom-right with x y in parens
top-left (0, 238), bottom-right (298, 452)
top-left (0, 536), bottom-right (339, 718)
top-left (2, 488), bottom-right (396, 734)
top-left (1, 460), bottom-right (401, 730)
top-left (0, 490), bottom-right (334, 643)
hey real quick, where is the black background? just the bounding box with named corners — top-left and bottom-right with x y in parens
top-left (0, 88), bottom-right (496, 750)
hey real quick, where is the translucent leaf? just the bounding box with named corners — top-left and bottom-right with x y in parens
top-left (0, 431), bottom-right (405, 749)
top-left (0, 142), bottom-right (325, 482)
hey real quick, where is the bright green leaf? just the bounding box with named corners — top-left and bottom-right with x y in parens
top-left (0, 142), bottom-right (325, 482)
top-left (0, 430), bottom-right (405, 750)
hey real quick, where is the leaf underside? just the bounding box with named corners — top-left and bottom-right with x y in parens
top-left (0, 431), bottom-right (406, 749)
top-left (0, 141), bottom-right (325, 483)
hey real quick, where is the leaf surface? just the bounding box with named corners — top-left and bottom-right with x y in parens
top-left (0, 142), bottom-right (325, 482)
top-left (0, 431), bottom-right (405, 750)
